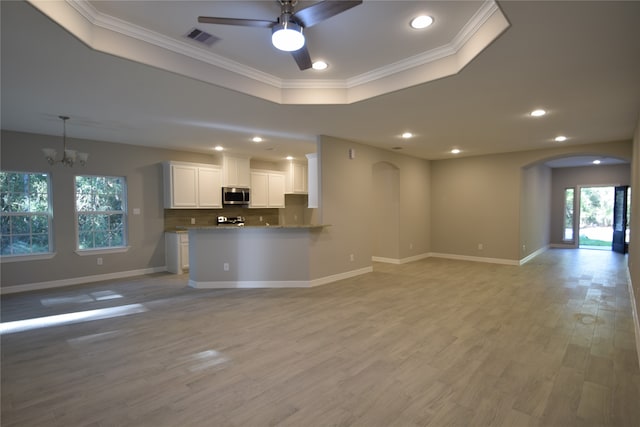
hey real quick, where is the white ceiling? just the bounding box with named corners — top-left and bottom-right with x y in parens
top-left (1, 1), bottom-right (640, 164)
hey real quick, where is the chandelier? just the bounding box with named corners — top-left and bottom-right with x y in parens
top-left (42, 116), bottom-right (88, 167)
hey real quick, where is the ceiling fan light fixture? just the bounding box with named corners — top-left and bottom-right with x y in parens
top-left (271, 21), bottom-right (305, 52)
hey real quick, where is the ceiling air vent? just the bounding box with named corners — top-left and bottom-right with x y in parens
top-left (185, 28), bottom-right (220, 47)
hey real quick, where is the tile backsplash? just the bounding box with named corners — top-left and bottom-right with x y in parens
top-left (164, 194), bottom-right (312, 230)
top-left (164, 207), bottom-right (279, 230)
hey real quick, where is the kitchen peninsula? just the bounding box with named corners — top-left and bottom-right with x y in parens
top-left (182, 224), bottom-right (330, 288)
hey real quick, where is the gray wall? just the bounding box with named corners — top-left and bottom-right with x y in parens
top-left (629, 114), bottom-right (640, 351)
top-left (1, 129), bottom-right (635, 291)
top-left (430, 140), bottom-right (632, 261)
top-left (521, 164), bottom-right (552, 257)
top-left (549, 164), bottom-right (631, 245)
top-left (0, 130), bottom-right (222, 288)
top-left (372, 162), bottom-right (400, 260)
top-left (308, 135), bottom-right (431, 279)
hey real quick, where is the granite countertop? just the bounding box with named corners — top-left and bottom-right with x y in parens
top-left (176, 224), bottom-right (330, 230)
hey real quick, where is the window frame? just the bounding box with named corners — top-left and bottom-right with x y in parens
top-left (562, 187), bottom-right (576, 244)
top-left (0, 170), bottom-right (55, 261)
top-left (74, 174), bottom-right (129, 254)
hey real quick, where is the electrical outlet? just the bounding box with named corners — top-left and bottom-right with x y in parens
top-left (97, 257), bottom-right (103, 265)
top-left (259, 216), bottom-right (263, 222)
top-left (478, 243), bottom-right (483, 250)
top-left (191, 218), bottom-right (196, 225)
top-left (223, 262), bottom-right (229, 271)
top-left (350, 254), bottom-right (354, 262)
top-left (409, 243), bottom-right (413, 250)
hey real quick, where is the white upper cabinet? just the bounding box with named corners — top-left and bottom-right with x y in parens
top-left (163, 161), bottom-right (222, 209)
top-left (249, 171), bottom-right (268, 208)
top-left (222, 155), bottom-right (251, 187)
top-left (169, 164), bottom-right (198, 208)
top-left (197, 167), bottom-right (222, 208)
top-left (268, 172), bottom-right (285, 207)
top-left (283, 160), bottom-right (308, 194)
top-left (250, 170), bottom-right (285, 208)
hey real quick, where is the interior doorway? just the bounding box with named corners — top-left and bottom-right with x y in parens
top-left (578, 186), bottom-right (615, 250)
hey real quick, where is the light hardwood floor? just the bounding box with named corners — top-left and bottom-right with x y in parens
top-left (1, 249), bottom-right (639, 426)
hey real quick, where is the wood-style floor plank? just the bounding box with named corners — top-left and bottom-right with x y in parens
top-left (1, 248), bottom-right (639, 426)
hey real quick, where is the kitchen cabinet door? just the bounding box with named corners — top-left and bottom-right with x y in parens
top-left (198, 167), bottom-right (222, 208)
top-left (170, 164), bottom-right (198, 208)
top-left (164, 161), bottom-right (222, 209)
top-left (165, 232), bottom-right (188, 274)
top-left (284, 161), bottom-right (308, 194)
top-left (268, 173), bottom-right (285, 207)
top-left (223, 155), bottom-right (251, 187)
top-left (250, 171), bottom-right (269, 208)
top-left (180, 233), bottom-right (189, 270)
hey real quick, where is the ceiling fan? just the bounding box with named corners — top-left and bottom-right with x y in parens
top-left (198, 0), bottom-right (363, 70)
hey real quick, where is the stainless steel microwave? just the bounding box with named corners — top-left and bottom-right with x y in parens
top-left (222, 187), bottom-right (250, 205)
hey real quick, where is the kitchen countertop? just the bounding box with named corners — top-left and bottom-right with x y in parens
top-left (177, 224), bottom-right (330, 230)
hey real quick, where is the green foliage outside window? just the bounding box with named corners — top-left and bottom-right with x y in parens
top-left (0, 172), bottom-right (51, 255)
top-left (75, 175), bottom-right (127, 250)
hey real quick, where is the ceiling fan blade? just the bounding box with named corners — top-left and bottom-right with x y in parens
top-left (293, 1), bottom-right (362, 28)
top-left (291, 45), bottom-right (312, 70)
top-left (198, 16), bottom-right (276, 28)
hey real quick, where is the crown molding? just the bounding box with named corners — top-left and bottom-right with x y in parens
top-left (68, 0), bottom-right (284, 88)
top-left (27, 0), bottom-right (508, 104)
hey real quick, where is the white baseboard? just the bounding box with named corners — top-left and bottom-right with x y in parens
top-left (1, 267), bottom-right (167, 295)
top-left (519, 246), bottom-right (549, 265)
top-left (550, 243), bottom-right (578, 249)
top-left (189, 267), bottom-right (374, 289)
top-left (429, 252), bottom-right (520, 266)
top-left (310, 267), bottom-right (373, 287)
top-left (626, 268), bottom-right (640, 371)
top-left (372, 253), bottom-right (430, 265)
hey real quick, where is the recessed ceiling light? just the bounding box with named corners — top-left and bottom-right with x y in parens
top-left (530, 109), bottom-right (546, 117)
top-left (593, 160), bottom-right (601, 165)
top-left (401, 132), bottom-right (413, 139)
top-left (554, 136), bottom-right (567, 142)
top-left (214, 145), bottom-right (224, 151)
top-left (312, 61), bottom-right (328, 70)
top-left (410, 15), bottom-right (434, 29)
top-left (252, 136), bottom-right (263, 143)
top-left (451, 149), bottom-right (461, 154)
top-left (286, 156), bottom-right (294, 160)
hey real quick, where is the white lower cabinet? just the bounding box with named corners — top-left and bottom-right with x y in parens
top-left (250, 170), bottom-right (285, 208)
top-left (166, 232), bottom-right (189, 274)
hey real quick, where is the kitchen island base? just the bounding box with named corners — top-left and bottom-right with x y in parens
top-left (186, 225), bottom-right (370, 289)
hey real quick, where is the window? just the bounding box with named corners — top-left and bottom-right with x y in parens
top-left (563, 187), bottom-right (575, 241)
top-left (75, 175), bottom-right (127, 250)
top-left (0, 171), bottom-right (52, 256)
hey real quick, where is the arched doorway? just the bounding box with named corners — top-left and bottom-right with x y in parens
top-left (372, 162), bottom-right (400, 260)
top-left (525, 154), bottom-right (631, 254)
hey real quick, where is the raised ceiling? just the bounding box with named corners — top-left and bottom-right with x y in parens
top-left (1, 1), bottom-right (640, 162)
top-left (30, 0), bottom-right (508, 104)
